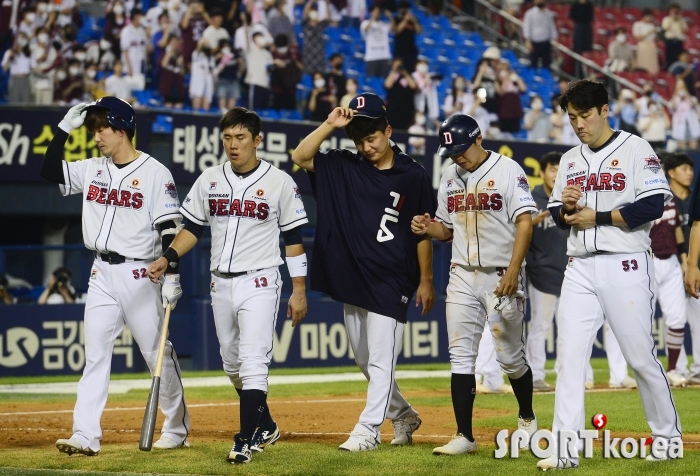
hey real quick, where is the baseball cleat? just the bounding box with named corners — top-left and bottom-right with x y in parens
top-left (495, 384), bottom-right (514, 394)
top-left (517, 416), bottom-right (538, 449)
top-left (666, 370), bottom-right (688, 387)
top-left (432, 434), bottom-right (477, 455)
top-left (250, 423), bottom-right (280, 453)
top-left (585, 380), bottom-right (594, 390)
top-left (688, 373), bottom-right (700, 385)
top-left (390, 415), bottom-right (421, 445)
top-left (152, 436), bottom-right (190, 449)
top-left (227, 438), bottom-right (252, 464)
top-left (475, 382), bottom-right (491, 394)
top-left (536, 454), bottom-right (579, 470)
top-left (55, 437), bottom-right (99, 456)
top-left (609, 376), bottom-right (637, 389)
top-left (533, 379), bottom-right (552, 392)
top-left (338, 430), bottom-right (379, 452)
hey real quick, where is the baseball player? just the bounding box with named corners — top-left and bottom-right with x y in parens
top-left (291, 93), bottom-right (436, 452)
top-left (538, 80), bottom-right (681, 470)
top-left (39, 97), bottom-right (190, 455)
top-left (649, 173), bottom-right (688, 387)
top-left (411, 114), bottom-right (538, 456)
top-left (666, 153), bottom-right (700, 384)
top-left (148, 107), bottom-right (308, 464)
top-left (528, 152), bottom-right (637, 391)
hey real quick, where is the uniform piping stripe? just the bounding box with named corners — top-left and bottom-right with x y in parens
top-left (643, 252), bottom-right (682, 437)
top-left (168, 345), bottom-right (190, 437)
top-left (380, 319), bottom-right (400, 425)
top-left (152, 211), bottom-right (182, 226)
top-left (226, 164), bottom-right (272, 273)
top-left (636, 188), bottom-right (672, 199)
top-left (509, 205), bottom-right (537, 222)
top-left (93, 165), bottom-right (114, 250)
top-left (103, 157), bottom-right (151, 252)
top-left (473, 156), bottom-right (502, 267)
top-left (264, 270), bottom-right (282, 362)
top-left (180, 206), bottom-right (207, 226)
top-left (280, 217), bottom-right (308, 230)
top-left (455, 171), bottom-right (469, 265)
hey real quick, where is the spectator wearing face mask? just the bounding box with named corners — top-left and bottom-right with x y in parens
top-left (234, 11), bottom-right (273, 53)
top-left (190, 39), bottom-right (215, 111)
top-left (524, 95), bottom-right (551, 143)
top-left (87, 35), bottom-right (118, 72)
top-left (442, 75), bottom-right (471, 116)
top-left (412, 58), bottom-right (440, 125)
top-left (638, 101), bottom-right (671, 151)
top-left (18, 7), bottom-right (39, 39)
top-left (31, 28), bottom-right (58, 105)
top-left (633, 9), bottom-right (659, 75)
top-left (670, 80), bottom-right (700, 150)
top-left (307, 71), bottom-right (337, 122)
top-left (407, 111), bottom-right (428, 156)
top-left (73, 46), bottom-right (88, 67)
top-left (152, 13), bottom-right (174, 82)
top-left (159, 36), bottom-right (186, 108)
top-left (56, 0), bottom-right (78, 27)
top-left (84, 63), bottom-right (105, 101)
top-left (35, 0), bottom-right (57, 30)
top-left (635, 82), bottom-right (659, 118)
top-left (613, 88), bottom-right (640, 135)
top-left (302, 1), bottom-right (326, 76)
top-left (106, 1), bottom-right (128, 50)
top-left (325, 53), bottom-right (347, 103)
top-left (361, 5), bottom-right (396, 78)
top-left (120, 8), bottom-right (149, 79)
top-left (214, 39), bottom-right (241, 113)
top-left (270, 34), bottom-right (303, 110)
top-left (38, 268), bottom-right (76, 305)
top-left (2, 34), bottom-right (32, 103)
top-left (339, 77), bottom-right (358, 107)
top-left (245, 31), bottom-right (273, 110)
top-left (55, 59), bottom-right (84, 104)
top-left (105, 59), bottom-right (133, 102)
top-left (606, 28), bottom-right (635, 73)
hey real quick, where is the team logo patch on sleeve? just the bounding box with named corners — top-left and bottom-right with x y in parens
top-left (164, 181), bottom-right (178, 197)
top-left (567, 162), bottom-right (575, 170)
top-left (96, 170), bottom-right (103, 178)
top-left (516, 175), bottom-right (530, 192)
top-left (644, 156), bottom-right (661, 174)
top-left (446, 179), bottom-right (453, 188)
top-left (209, 182), bottom-right (217, 190)
top-left (293, 187), bottom-right (301, 199)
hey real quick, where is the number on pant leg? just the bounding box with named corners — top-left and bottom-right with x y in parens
top-left (132, 268), bottom-right (148, 279)
top-left (621, 260), bottom-right (639, 272)
top-left (255, 277), bottom-right (268, 288)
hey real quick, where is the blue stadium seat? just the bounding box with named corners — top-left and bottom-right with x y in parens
top-left (279, 109), bottom-right (302, 120)
top-left (258, 109), bottom-right (280, 119)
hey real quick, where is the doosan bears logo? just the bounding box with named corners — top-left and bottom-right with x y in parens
top-left (516, 175), bottom-right (530, 192)
top-left (164, 181), bottom-right (178, 197)
top-left (644, 156), bottom-right (661, 174)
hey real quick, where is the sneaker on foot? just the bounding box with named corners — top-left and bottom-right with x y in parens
top-left (250, 423), bottom-right (280, 453)
top-left (390, 415), bottom-right (421, 445)
top-left (227, 438), bottom-right (252, 464)
top-left (153, 436), bottom-right (190, 449)
top-left (667, 370), bottom-right (688, 387)
top-left (338, 430), bottom-right (379, 452)
top-left (55, 437), bottom-right (99, 456)
top-left (433, 434), bottom-right (477, 455)
top-left (533, 380), bottom-right (551, 392)
top-left (585, 380), bottom-right (594, 390)
top-left (537, 454), bottom-right (579, 470)
top-left (517, 416), bottom-right (538, 449)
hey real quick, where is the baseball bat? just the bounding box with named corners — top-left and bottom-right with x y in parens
top-left (139, 303), bottom-right (172, 451)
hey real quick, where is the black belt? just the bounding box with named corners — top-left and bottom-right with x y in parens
top-left (213, 269), bottom-right (264, 279)
top-left (94, 251), bottom-right (143, 265)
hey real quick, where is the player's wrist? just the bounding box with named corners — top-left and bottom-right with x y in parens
top-left (595, 210), bottom-right (613, 226)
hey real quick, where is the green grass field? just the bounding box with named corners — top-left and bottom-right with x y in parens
top-left (0, 359), bottom-right (698, 476)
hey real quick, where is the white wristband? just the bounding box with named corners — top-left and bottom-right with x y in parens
top-left (286, 253), bottom-right (307, 277)
top-left (58, 120), bottom-right (74, 133)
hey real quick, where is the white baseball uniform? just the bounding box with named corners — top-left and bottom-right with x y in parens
top-left (60, 151), bottom-right (189, 452)
top-left (120, 23), bottom-right (148, 76)
top-left (179, 159), bottom-right (307, 391)
top-left (547, 131), bottom-right (681, 462)
top-left (435, 153), bottom-right (537, 377)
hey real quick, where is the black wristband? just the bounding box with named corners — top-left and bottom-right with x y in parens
top-left (563, 207), bottom-right (577, 216)
top-left (678, 242), bottom-right (689, 256)
top-left (595, 211), bottom-right (613, 226)
top-left (162, 247), bottom-right (179, 262)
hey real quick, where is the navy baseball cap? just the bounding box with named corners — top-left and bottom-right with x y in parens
top-left (85, 97), bottom-right (135, 131)
top-left (349, 93), bottom-right (387, 118)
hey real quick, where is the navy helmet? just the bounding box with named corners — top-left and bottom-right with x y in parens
top-left (85, 97), bottom-right (135, 131)
top-left (437, 114), bottom-right (481, 158)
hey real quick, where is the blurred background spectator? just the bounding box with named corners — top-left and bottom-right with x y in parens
top-left (158, 37), bottom-right (186, 108)
top-left (306, 71), bottom-right (336, 121)
top-left (407, 111), bottom-right (427, 156)
top-left (361, 5), bottom-right (394, 78)
top-left (245, 31), bottom-right (273, 110)
top-left (472, 47), bottom-right (500, 120)
top-left (2, 34), bottom-right (32, 104)
top-left (271, 33), bottom-right (303, 110)
top-left (638, 100), bottom-right (670, 151)
top-left (524, 94), bottom-right (551, 143)
top-left (613, 88), bottom-right (640, 135)
top-left (668, 50), bottom-right (695, 98)
top-left (325, 53), bottom-right (347, 104)
top-left (393, 1), bottom-right (421, 73)
top-left (105, 1), bottom-right (128, 54)
top-left (31, 27), bottom-right (57, 105)
top-left (662, 4), bottom-right (687, 69)
top-left (120, 8), bottom-right (149, 81)
top-left (522, 0), bottom-right (557, 70)
top-left (495, 59), bottom-right (526, 135)
top-left (268, 0), bottom-right (296, 46)
top-left (202, 8), bottom-right (230, 49)
top-left (633, 9), bottom-right (659, 75)
top-left (384, 57), bottom-right (416, 131)
top-left (302, 1), bottom-right (327, 75)
top-left (55, 59), bottom-right (85, 105)
top-left (37, 267), bottom-right (76, 305)
top-left (189, 39), bottom-right (214, 111)
top-left (105, 59), bottom-right (133, 102)
top-left (234, 11), bottom-right (272, 53)
top-left (0, 273), bottom-right (15, 305)
top-left (180, 1), bottom-right (211, 68)
top-left (84, 62), bottom-right (104, 101)
top-left (214, 39), bottom-right (241, 113)
top-left (670, 79), bottom-right (700, 150)
top-left (568, 0), bottom-right (593, 56)
top-left (339, 76), bottom-right (358, 107)
top-left (606, 28), bottom-right (634, 73)
top-left (412, 58), bottom-right (440, 128)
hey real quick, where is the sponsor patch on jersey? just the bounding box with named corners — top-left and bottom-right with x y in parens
top-left (210, 281), bottom-right (216, 293)
top-left (516, 175), bottom-right (530, 192)
top-left (90, 268), bottom-right (98, 280)
top-left (131, 179), bottom-right (139, 187)
top-left (295, 208), bottom-right (306, 215)
top-left (486, 179), bottom-right (495, 188)
top-left (644, 156), bottom-right (662, 174)
top-left (209, 182), bottom-right (217, 190)
top-left (293, 187), bottom-right (301, 199)
top-left (567, 162), bottom-right (575, 170)
top-left (96, 170), bottom-right (103, 178)
top-left (446, 179), bottom-right (453, 188)
top-left (450, 263), bottom-right (457, 274)
top-left (164, 181), bottom-right (178, 197)
top-left (611, 158), bottom-right (619, 167)
top-left (519, 195), bottom-right (534, 202)
top-left (568, 257), bottom-right (575, 267)
top-left (644, 177), bottom-right (668, 188)
top-left (401, 295), bottom-right (408, 303)
top-left (164, 203), bottom-right (179, 209)
top-left (256, 189), bottom-right (265, 197)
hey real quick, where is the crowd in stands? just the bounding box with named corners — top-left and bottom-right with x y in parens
top-left (1, 0), bottom-right (699, 149)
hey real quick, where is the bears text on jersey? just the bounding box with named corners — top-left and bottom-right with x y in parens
top-left (566, 172), bottom-right (627, 192)
top-left (208, 198), bottom-right (270, 220)
top-left (447, 192), bottom-right (503, 213)
top-left (86, 184), bottom-right (144, 209)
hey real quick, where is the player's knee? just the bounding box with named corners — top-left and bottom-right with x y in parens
top-left (240, 374), bottom-right (269, 392)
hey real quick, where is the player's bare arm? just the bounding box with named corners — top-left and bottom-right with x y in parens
top-left (291, 107), bottom-right (356, 172)
top-left (148, 229), bottom-right (199, 282)
top-left (415, 237), bottom-right (435, 316)
top-left (285, 244), bottom-right (308, 327)
top-left (564, 207), bottom-right (625, 230)
top-left (411, 213), bottom-right (453, 241)
top-left (676, 225), bottom-right (688, 276)
top-left (495, 212), bottom-right (532, 297)
top-left (684, 221), bottom-right (700, 298)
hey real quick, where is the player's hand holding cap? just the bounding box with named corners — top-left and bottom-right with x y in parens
top-left (161, 274), bottom-right (182, 310)
top-left (59, 102), bottom-right (89, 133)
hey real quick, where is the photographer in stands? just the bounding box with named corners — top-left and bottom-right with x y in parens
top-left (38, 267), bottom-right (76, 305)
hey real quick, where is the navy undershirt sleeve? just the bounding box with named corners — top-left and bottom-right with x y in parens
top-left (183, 217), bottom-right (205, 239)
top-left (40, 128), bottom-right (69, 184)
top-left (618, 194), bottom-right (664, 229)
top-left (282, 225), bottom-right (303, 246)
top-left (549, 205), bottom-right (572, 230)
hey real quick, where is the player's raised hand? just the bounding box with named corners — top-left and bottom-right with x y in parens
top-left (60, 102), bottom-right (89, 131)
top-left (684, 264), bottom-right (700, 299)
top-left (411, 213), bottom-right (431, 235)
top-left (326, 107), bottom-right (356, 128)
top-left (561, 184), bottom-right (582, 212)
top-left (415, 280), bottom-right (435, 315)
top-left (147, 257), bottom-right (168, 283)
top-left (564, 206), bottom-right (596, 229)
top-left (287, 289), bottom-right (308, 327)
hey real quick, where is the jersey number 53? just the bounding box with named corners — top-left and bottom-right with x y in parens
top-left (377, 192), bottom-right (405, 243)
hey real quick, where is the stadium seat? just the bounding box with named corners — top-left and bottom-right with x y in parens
top-left (258, 109), bottom-right (280, 120)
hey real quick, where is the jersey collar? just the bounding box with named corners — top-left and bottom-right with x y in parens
top-left (582, 130), bottom-right (626, 157)
top-left (108, 151), bottom-right (149, 175)
top-left (356, 141), bottom-right (415, 174)
top-left (225, 158), bottom-right (270, 183)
